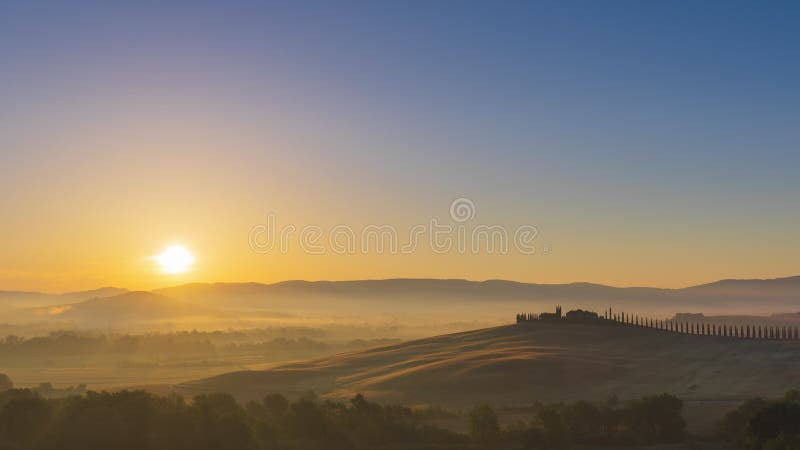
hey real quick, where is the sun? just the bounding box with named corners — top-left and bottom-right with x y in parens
top-left (155, 245), bottom-right (195, 274)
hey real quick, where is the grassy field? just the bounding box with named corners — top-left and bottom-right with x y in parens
top-left (178, 321), bottom-right (800, 434)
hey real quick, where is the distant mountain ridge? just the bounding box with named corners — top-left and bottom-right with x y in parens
top-left (2, 276), bottom-right (799, 323)
top-left (152, 276), bottom-right (800, 314)
top-left (0, 286), bottom-right (127, 309)
top-left (49, 291), bottom-right (197, 322)
top-left (6, 276), bottom-right (798, 299)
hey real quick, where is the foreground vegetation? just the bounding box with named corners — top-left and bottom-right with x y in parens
top-left (0, 377), bottom-right (685, 450)
top-left (2, 372), bottom-right (799, 450)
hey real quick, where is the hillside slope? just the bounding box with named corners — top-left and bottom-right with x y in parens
top-left (0, 287), bottom-right (127, 309)
top-left (179, 321), bottom-right (800, 406)
top-left (33, 291), bottom-right (201, 324)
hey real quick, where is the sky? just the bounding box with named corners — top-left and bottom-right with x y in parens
top-left (1, 1), bottom-right (798, 292)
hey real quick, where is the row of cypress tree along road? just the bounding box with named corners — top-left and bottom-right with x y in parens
top-left (516, 307), bottom-right (800, 340)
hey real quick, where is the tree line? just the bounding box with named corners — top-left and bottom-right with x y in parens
top-left (517, 308), bottom-right (800, 340)
top-left (0, 372), bottom-right (689, 450)
top-left (470, 393), bottom-right (686, 449)
top-left (716, 389), bottom-right (800, 450)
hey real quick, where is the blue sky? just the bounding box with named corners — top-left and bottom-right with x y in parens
top-left (1, 1), bottom-right (798, 290)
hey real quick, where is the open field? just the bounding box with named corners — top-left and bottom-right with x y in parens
top-left (178, 321), bottom-right (800, 433)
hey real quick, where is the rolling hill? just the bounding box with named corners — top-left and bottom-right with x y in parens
top-left (178, 320), bottom-right (800, 406)
top-left (31, 291), bottom-right (201, 324)
top-left (154, 276), bottom-right (800, 316)
top-left (0, 287), bottom-right (126, 309)
top-left (3, 276), bottom-right (799, 328)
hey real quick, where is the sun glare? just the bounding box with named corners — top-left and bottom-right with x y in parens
top-left (155, 245), bottom-right (195, 274)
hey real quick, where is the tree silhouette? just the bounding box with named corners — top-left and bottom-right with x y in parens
top-left (469, 405), bottom-right (500, 447)
top-left (0, 374), bottom-right (11, 392)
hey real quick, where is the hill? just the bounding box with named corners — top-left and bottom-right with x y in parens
top-left (178, 321), bottom-right (800, 406)
top-left (0, 287), bottom-right (127, 310)
top-left (155, 276), bottom-right (800, 316)
top-left (34, 291), bottom-right (200, 324)
top-left (4, 276), bottom-right (800, 329)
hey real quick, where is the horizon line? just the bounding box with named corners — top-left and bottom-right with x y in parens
top-left (6, 274), bottom-right (799, 296)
